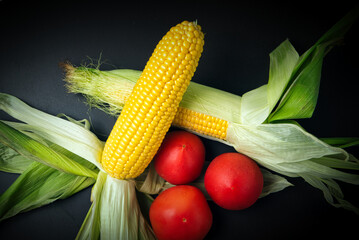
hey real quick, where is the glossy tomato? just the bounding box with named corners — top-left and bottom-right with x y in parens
top-left (204, 152), bottom-right (263, 210)
top-left (154, 131), bottom-right (205, 185)
top-left (149, 185), bottom-right (212, 240)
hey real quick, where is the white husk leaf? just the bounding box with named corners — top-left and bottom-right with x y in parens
top-left (76, 171), bottom-right (156, 240)
top-left (179, 81), bottom-right (242, 123)
top-left (136, 163), bottom-right (165, 195)
top-left (260, 168), bottom-right (293, 198)
top-left (240, 85), bottom-right (269, 125)
top-left (76, 171), bottom-right (107, 240)
top-left (226, 122), bottom-right (347, 167)
top-left (300, 174), bottom-right (359, 214)
top-left (99, 173), bottom-right (156, 240)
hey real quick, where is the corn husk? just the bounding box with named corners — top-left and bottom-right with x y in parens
top-left (0, 93), bottom-right (290, 238)
top-left (63, 7), bottom-right (359, 213)
top-left (76, 171), bottom-right (156, 240)
top-left (0, 93), bottom-right (104, 172)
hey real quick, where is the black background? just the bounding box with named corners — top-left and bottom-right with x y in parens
top-left (1, 0), bottom-right (358, 239)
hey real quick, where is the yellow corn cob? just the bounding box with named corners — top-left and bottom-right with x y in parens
top-left (172, 107), bottom-right (228, 140)
top-left (64, 65), bottom-right (230, 142)
top-left (101, 21), bottom-right (204, 179)
top-left (64, 66), bottom-right (231, 142)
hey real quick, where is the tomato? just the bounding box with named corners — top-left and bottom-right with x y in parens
top-left (154, 131), bottom-right (205, 185)
top-left (149, 185), bottom-right (212, 240)
top-left (204, 152), bottom-right (263, 210)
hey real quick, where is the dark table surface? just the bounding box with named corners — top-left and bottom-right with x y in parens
top-left (1, 1), bottom-right (358, 239)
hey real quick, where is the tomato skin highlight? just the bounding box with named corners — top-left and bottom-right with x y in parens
top-left (154, 131), bottom-right (205, 185)
top-left (149, 185), bottom-right (212, 240)
top-left (204, 152), bottom-right (263, 210)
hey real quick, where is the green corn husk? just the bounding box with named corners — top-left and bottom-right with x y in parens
top-left (0, 142), bottom-right (33, 174)
top-left (63, 7), bottom-right (359, 213)
top-left (0, 123), bottom-right (98, 221)
top-left (0, 93), bottom-right (104, 171)
top-left (0, 161), bottom-right (95, 222)
top-left (0, 99), bottom-right (101, 222)
top-left (0, 121), bottom-right (98, 179)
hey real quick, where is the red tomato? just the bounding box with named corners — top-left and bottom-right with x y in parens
top-left (204, 152), bottom-right (263, 210)
top-left (149, 185), bottom-right (212, 240)
top-left (154, 131), bottom-right (205, 185)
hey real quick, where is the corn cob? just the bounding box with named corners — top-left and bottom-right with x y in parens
top-left (101, 21), bottom-right (204, 179)
top-left (64, 68), bottom-right (233, 143)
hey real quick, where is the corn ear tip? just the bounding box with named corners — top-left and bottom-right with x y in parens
top-left (59, 61), bottom-right (75, 76)
top-left (191, 20), bottom-right (202, 32)
top-left (59, 61), bottom-right (78, 90)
